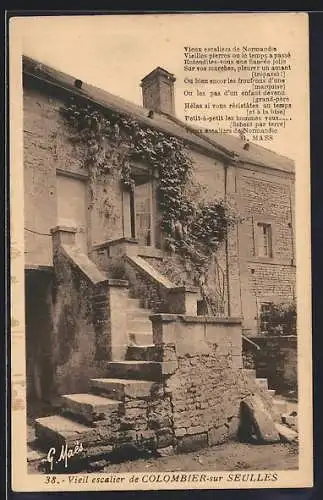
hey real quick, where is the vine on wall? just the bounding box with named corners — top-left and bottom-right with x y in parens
top-left (260, 301), bottom-right (297, 336)
top-left (60, 97), bottom-right (237, 306)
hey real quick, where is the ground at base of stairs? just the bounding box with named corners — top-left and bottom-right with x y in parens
top-left (28, 440), bottom-right (298, 474)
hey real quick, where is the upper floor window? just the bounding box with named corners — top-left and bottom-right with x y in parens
top-left (256, 222), bottom-right (273, 258)
top-left (259, 302), bottom-right (271, 334)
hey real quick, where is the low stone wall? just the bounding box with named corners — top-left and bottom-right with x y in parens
top-left (141, 315), bottom-right (274, 454)
top-left (243, 336), bottom-right (297, 394)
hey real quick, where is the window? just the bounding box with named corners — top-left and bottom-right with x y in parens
top-left (256, 222), bottom-right (273, 258)
top-left (259, 302), bottom-right (271, 334)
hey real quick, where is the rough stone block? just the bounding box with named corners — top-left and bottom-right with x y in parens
top-left (157, 445), bottom-right (175, 457)
top-left (85, 444), bottom-right (114, 459)
top-left (281, 412), bottom-right (298, 431)
top-left (149, 415), bottom-right (172, 430)
top-left (227, 416), bottom-right (240, 437)
top-left (241, 395), bottom-right (280, 443)
top-left (187, 426), bottom-right (207, 435)
top-left (161, 361), bottom-right (179, 375)
top-left (120, 405), bottom-right (148, 430)
top-left (114, 429), bottom-right (157, 453)
top-left (208, 425), bottom-right (229, 446)
top-left (174, 427), bottom-right (186, 437)
top-left (91, 419), bottom-right (119, 431)
top-left (159, 345), bottom-right (178, 362)
top-left (275, 423), bottom-right (298, 442)
top-left (124, 399), bottom-right (147, 410)
top-left (147, 398), bottom-right (173, 430)
top-left (176, 433), bottom-right (208, 453)
top-left (115, 430), bottom-right (137, 444)
top-left (135, 430), bottom-right (157, 450)
top-left (156, 428), bottom-right (174, 448)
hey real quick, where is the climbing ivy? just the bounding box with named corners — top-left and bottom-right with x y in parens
top-left (60, 97), bottom-right (237, 279)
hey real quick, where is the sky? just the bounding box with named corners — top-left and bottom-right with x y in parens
top-left (13, 13), bottom-right (309, 161)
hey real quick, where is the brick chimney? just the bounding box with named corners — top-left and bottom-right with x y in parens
top-left (141, 67), bottom-right (176, 115)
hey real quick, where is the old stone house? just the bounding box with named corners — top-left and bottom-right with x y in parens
top-left (23, 55), bottom-right (296, 461)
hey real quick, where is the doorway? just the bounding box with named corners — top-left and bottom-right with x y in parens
top-left (25, 270), bottom-right (53, 405)
top-left (133, 181), bottom-right (153, 246)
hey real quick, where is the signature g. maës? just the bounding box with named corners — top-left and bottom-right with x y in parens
top-left (47, 441), bottom-right (84, 471)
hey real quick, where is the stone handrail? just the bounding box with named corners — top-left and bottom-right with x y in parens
top-left (61, 244), bottom-right (109, 285)
top-left (125, 255), bottom-right (199, 315)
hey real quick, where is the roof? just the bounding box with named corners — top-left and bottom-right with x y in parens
top-left (22, 55), bottom-right (294, 174)
top-left (204, 132), bottom-right (294, 173)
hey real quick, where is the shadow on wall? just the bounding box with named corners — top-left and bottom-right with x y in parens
top-left (25, 269), bottom-right (54, 406)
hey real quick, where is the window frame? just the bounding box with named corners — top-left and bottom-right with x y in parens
top-left (256, 222), bottom-right (273, 258)
top-left (132, 180), bottom-right (154, 247)
top-left (252, 216), bottom-right (276, 261)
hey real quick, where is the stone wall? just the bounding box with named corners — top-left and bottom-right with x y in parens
top-left (237, 167), bottom-right (295, 335)
top-left (143, 315), bottom-right (274, 453)
top-left (166, 352), bottom-right (263, 449)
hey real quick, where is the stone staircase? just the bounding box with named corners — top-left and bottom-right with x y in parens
top-left (29, 293), bottom-right (161, 470)
top-left (28, 293), bottom-right (290, 471)
top-left (244, 369), bottom-right (289, 420)
top-left (126, 297), bottom-right (153, 346)
top-left (30, 365), bottom-right (289, 472)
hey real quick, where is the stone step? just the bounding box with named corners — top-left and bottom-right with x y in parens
top-left (60, 393), bottom-right (121, 424)
top-left (105, 361), bottom-right (162, 381)
top-left (128, 332), bottom-right (153, 346)
top-left (126, 344), bottom-right (156, 361)
top-left (35, 414), bottom-right (102, 449)
top-left (127, 318), bottom-right (152, 333)
top-left (255, 378), bottom-right (268, 391)
top-left (90, 377), bottom-right (157, 400)
top-left (267, 389), bottom-right (276, 398)
top-left (27, 444), bottom-right (46, 466)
